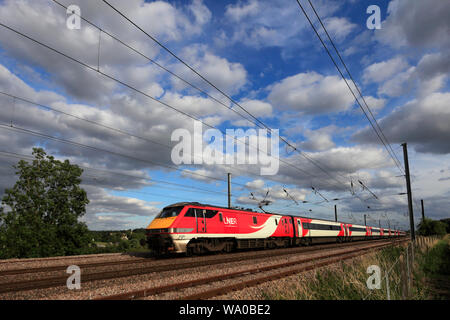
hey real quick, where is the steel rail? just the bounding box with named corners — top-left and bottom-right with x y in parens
top-left (0, 256), bottom-right (150, 276)
top-left (94, 239), bottom-right (407, 300)
top-left (179, 242), bottom-right (400, 300)
top-left (0, 239), bottom-right (403, 294)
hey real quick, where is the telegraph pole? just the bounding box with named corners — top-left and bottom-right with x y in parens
top-left (227, 173), bottom-right (231, 209)
top-left (364, 214), bottom-right (367, 226)
top-left (421, 199), bottom-right (425, 220)
top-left (401, 143), bottom-right (415, 241)
top-left (334, 205), bottom-right (337, 222)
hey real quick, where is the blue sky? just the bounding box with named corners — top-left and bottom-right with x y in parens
top-left (0, 0), bottom-right (449, 231)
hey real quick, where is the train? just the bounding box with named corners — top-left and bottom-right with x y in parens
top-left (145, 202), bottom-right (406, 255)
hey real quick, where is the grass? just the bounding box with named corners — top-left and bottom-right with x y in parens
top-left (261, 236), bottom-right (449, 300)
top-left (415, 235), bottom-right (450, 299)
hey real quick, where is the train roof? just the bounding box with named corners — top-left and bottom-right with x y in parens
top-left (163, 202), bottom-right (257, 212)
top-left (162, 202), bottom-right (401, 230)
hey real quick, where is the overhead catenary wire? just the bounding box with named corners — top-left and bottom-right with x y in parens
top-left (0, 150), bottom-right (337, 212)
top-left (305, 0), bottom-right (404, 174)
top-left (51, 0), bottom-right (262, 130)
top-left (2, 6), bottom-right (404, 211)
top-left (56, 0), bottom-right (354, 193)
top-left (0, 123), bottom-right (247, 187)
top-left (100, 0), bottom-right (270, 131)
top-left (0, 21), bottom-right (353, 193)
top-left (0, 91), bottom-right (347, 195)
top-left (0, 121), bottom-right (399, 220)
top-left (99, 0), bottom-right (358, 194)
top-left (0, 150), bottom-right (240, 198)
top-left (0, 6), bottom-right (412, 220)
top-left (294, 0), bottom-right (405, 176)
top-left (0, 91), bottom-right (272, 183)
top-left (0, 121), bottom-right (350, 211)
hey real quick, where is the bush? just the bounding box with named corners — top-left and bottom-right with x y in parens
top-left (417, 218), bottom-right (447, 236)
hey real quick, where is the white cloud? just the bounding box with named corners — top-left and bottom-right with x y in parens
top-left (268, 72), bottom-right (354, 115)
top-left (353, 92), bottom-right (450, 154)
top-left (377, 66), bottom-right (416, 97)
top-left (223, 0), bottom-right (341, 49)
top-left (362, 96), bottom-right (386, 113)
top-left (171, 45), bottom-right (248, 95)
top-left (299, 126), bottom-right (336, 152)
top-left (362, 57), bottom-right (409, 84)
top-left (225, 0), bottom-right (259, 21)
top-left (365, 53), bottom-right (449, 98)
top-left (246, 179), bottom-right (265, 189)
top-left (230, 99), bottom-right (273, 126)
top-left (323, 17), bottom-right (357, 41)
top-left (376, 0), bottom-right (450, 49)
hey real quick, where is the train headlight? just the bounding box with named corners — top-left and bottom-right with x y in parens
top-left (169, 228), bottom-right (193, 233)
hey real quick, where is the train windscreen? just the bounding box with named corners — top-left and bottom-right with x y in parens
top-left (156, 206), bottom-right (183, 218)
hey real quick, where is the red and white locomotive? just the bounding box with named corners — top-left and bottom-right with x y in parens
top-left (146, 202), bottom-right (405, 255)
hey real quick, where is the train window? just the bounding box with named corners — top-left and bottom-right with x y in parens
top-left (275, 219), bottom-right (278, 226)
top-left (184, 208), bottom-right (196, 217)
top-left (157, 206), bottom-right (183, 218)
top-left (350, 227), bottom-right (366, 232)
top-left (253, 216), bottom-right (257, 225)
top-left (219, 212), bottom-right (223, 222)
top-left (205, 210), bottom-right (218, 218)
top-left (301, 223), bottom-right (341, 231)
top-left (184, 208), bottom-right (218, 218)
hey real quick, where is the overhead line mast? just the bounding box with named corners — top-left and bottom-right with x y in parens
top-left (305, 0), bottom-right (404, 174)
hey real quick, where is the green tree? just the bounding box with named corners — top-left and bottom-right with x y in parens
top-left (0, 148), bottom-right (92, 258)
top-left (417, 217), bottom-right (447, 237)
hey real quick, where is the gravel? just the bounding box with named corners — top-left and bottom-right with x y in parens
top-left (0, 241), bottom-right (395, 300)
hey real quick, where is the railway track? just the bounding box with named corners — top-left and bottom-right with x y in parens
top-left (0, 256), bottom-right (150, 276)
top-left (0, 252), bottom-right (138, 265)
top-left (0, 240), bottom-right (360, 277)
top-left (0, 238), bottom-right (406, 295)
top-left (96, 239), bottom-right (405, 300)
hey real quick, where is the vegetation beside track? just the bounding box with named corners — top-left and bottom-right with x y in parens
top-left (261, 236), bottom-right (449, 300)
top-left (415, 234), bottom-right (450, 299)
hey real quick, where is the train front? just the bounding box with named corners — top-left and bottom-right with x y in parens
top-left (145, 204), bottom-right (186, 255)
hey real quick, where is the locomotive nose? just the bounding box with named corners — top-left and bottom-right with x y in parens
top-left (146, 216), bottom-right (178, 255)
top-left (146, 216), bottom-right (177, 230)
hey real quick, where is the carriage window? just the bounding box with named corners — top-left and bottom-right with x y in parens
top-left (253, 216), bottom-right (257, 225)
top-left (219, 212), bottom-right (223, 222)
top-left (275, 219), bottom-right (278, 226)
